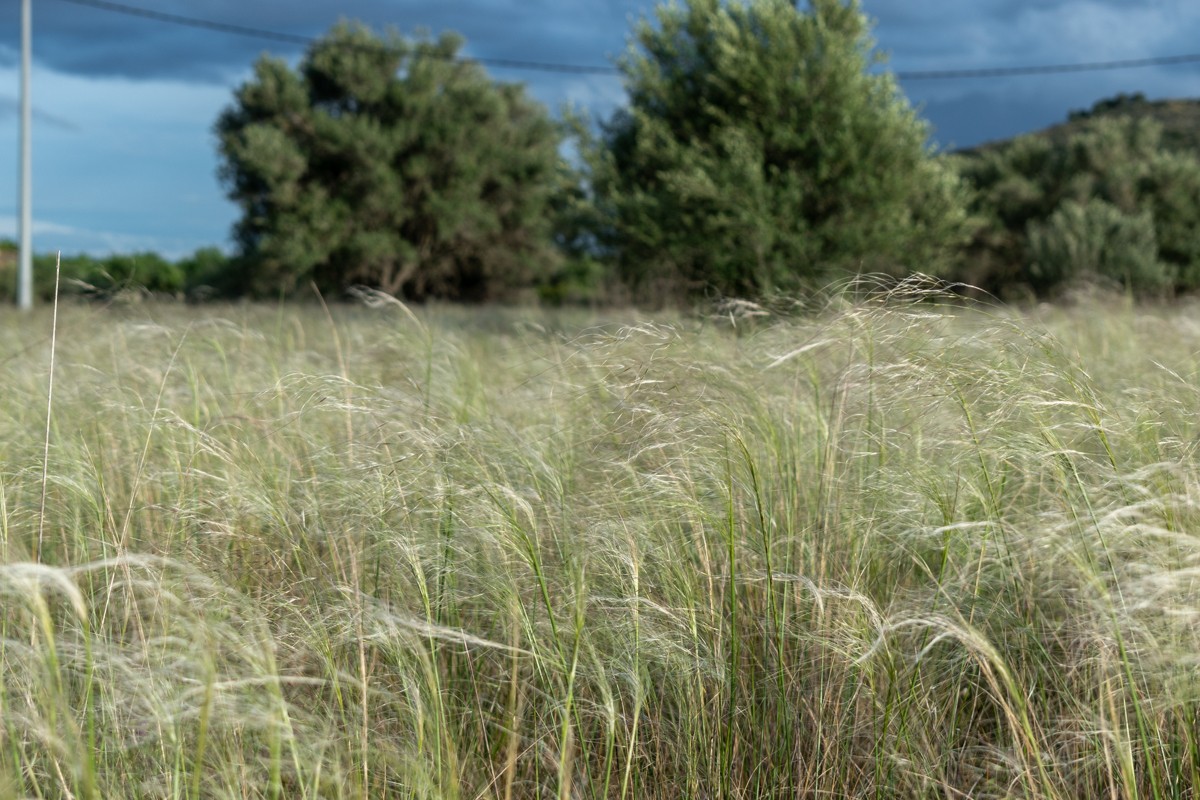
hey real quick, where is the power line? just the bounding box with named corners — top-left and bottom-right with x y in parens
top-left (45, 0), bottom-right (1200, 81)
top-left (51, 0), bottom-right (618, 75)
top-left (54, 0), bottom-right (312, 46)
top-left (896, 53), bottom-right (1200, 80)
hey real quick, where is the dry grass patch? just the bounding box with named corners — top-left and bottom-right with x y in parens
top-left (1, 288), bottom-right (1200, 798)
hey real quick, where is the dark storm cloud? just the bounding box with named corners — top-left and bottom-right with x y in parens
top-left (4, 0), bottom-right (1198, 147)
top-left (0, 1), bottom-right (641, 84)
top-left (878, 0), bottom-right (1199, 69)
top-left (867, 0), bottom-right (1200, 147)
top-left (915, 90), bottom-right (1072, 150)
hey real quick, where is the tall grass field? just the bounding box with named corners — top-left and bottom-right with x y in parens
top-left (3, 284), bottom-right (1200, 798)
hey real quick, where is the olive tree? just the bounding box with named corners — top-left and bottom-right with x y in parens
top-left (586, 0), bottom-right (968, 299)
top-left (217, 22), bottom-right (565, 301)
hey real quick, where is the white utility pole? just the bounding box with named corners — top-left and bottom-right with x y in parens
top-left (17, 0), bottom-right (33, 310)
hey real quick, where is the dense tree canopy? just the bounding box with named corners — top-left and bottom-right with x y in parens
top-left (956, 115), bottom-right (1200, 296)
top-left (584, 0), bottom-right (968, 299)
top-left (216, 23), bottom-right (565, 301)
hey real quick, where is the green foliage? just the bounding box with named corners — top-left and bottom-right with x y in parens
top-left (0, 241), bottom-right (238, 303)
top-left (1043, 93), bottom-right (1200, 154)
top-left (1136, 150), bottom-right (1200, 288)
top-left (1026, 199), bottom-right (1168, 293)
top-left (49, 251), bottom-right (188, 298)
top-left (94, 252), bottom-right (185, 294)
top-left (958, 115), bottom-right (1200, 296)
top-left (0, 242), bottom-right (74, 302)
top-left (584, 0), bottom-right (969, 299)
top-left (216, 22), bottom-right (566, 302)
top-left (176, 246), bottom-right (241, 298)
top-left (539, 156), bottom-right (613, 305)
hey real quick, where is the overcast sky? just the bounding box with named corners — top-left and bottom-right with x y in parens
top-left (1, 0), bottom-right (1198, 258)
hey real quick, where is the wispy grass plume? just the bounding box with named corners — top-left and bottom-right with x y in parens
top-left (1, 285), bottom-right (1200, 797)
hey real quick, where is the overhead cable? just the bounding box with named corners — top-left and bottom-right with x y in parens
top-left (49, 0), bottom-right (1200, 81)
top-left (898, 53), bottom-right (1200, 80)
top-left (52, 0), bottom-right (617, 74)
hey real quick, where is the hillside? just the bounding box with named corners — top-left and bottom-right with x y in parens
top-left (960, 92), bottom-right (1200, 156)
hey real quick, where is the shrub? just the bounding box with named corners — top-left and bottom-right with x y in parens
top-left (177, 247), bottom-right (240, 298)
top-left (1026, 199), bottom-right (1169, 295)
top-left (94, 252), bottom-right (184, 294)
top-left (1136, 151), bottom-right (1200, 291)
top-left (957, 115), bottom-right (1200, 296)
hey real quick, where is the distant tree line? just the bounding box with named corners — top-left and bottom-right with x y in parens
top-left (0, 243), bottom-right (233, 303)
top-left (9, 1), bottom-right (1200, 306)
